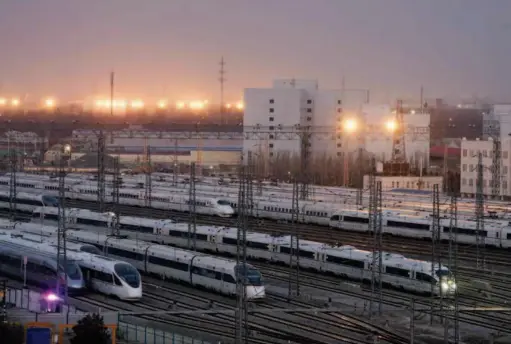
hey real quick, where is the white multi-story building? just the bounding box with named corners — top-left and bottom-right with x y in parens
top-left (243, 79), bottom-right (430, 170)
top-left (483, 104), bottom-right (511, 139)
top-left (460, 138), bottom-right (510, 198)
top-left (361, 105), bottom-right (430, 167)
top-left (243, 79), bottom-right (344, 161)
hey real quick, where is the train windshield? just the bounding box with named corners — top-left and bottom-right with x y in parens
top-left (217, 200), bottom-right (231, 206)
top-left (80, 245), bottom-right (103, 255)
top-left (435, 269), bottom-right (452, 280)
top-left (42, 195), bottom-right (59, 207)
top-left (235, 264), bottom-right (263, 286)
top-left (114, 263), bottom-right (141, 288)
top-left (63, 261), bottom-right (82, 280)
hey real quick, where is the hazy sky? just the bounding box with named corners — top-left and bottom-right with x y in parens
top-left (0, 0), bottom-right (510, 104)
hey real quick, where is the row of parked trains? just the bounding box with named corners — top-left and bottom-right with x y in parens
top-left (25, 207), bottom-right (457, 296)
top-left (2, 181), bottom-right (511, 249)
top-left (0, 219), bottom-right (266, 301)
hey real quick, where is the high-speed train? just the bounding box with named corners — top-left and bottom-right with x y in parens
top-left (23, 209), bottom-right (455, 296)
top-left (0, 234), bottom-right (84, 295)
top-left (12, 222), bottom-right (265, 300)
top-left (0, 232), bottom-right (142, 300)
top-left (0, 190), bottom-right (59, 214)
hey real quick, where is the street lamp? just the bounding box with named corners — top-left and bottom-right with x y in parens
top-left (385, 119), bottom-right (397, 133)
top-left (343, 118), bottom-right (358, 133)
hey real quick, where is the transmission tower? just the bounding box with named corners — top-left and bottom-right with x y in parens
top-left (475, 152), bottom-right (485, 269)
top-left (288, 177), bottom-right (300, 298)
top-left (8, 150), bottom-right (17, 221)
top-left (235, 153), bottom-right (250, 344)
top-left (369, 159), bottom-right (382, 318)
top-left (219, 56), bottom-right (226, 124)
top-left (112, 156), bottom-right (121, 236)
top-left (490, 129), bottom-right (501, 200)
top-left (444, 194), bottom-right (459, 343)
top-left (299, 126), bottom-right (311, 200)
top-left (430, 184), bottom-right (441, 324)
top-left (187, 162), bottom-right (197, 250)
top-left (145, 145), bottom-right (152, 208)
top-left (97, 130), bottom-right (106, 212)
top-left (56, 155), bottom-right (68, 303)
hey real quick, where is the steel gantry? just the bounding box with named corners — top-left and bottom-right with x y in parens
top-left (87, 124), bottom-right (430, 206)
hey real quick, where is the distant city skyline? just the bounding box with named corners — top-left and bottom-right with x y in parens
top-left (0, 0), bottom-right (509, 103)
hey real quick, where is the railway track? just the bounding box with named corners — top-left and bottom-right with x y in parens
top-left (64, 198), bottom-right (511, 270)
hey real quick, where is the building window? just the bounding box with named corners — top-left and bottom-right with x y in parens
top-left (483, 150), bottom-right (488, 157)
top-left (469, 179), bottom-right (473, 186)
top-left (269, 108), bottom-right (274, 113)
top-left (337, 152), bottom-right (342, 157)
top-left (337, 143), bottom-right (342, 148)
top-left (483, 180), bottom-right (487, 187)
top-left (269, 134), bottom-right (274, 139)
top-left (504, 166), bottom-right (508, 174)
top-left (337, 100), bottom-right (342, 105)
top-left (504, 151), bottom-right (509, 159)
top-left (269, 143), bottom-right (274, 148)
top-left (337, 108), bottom-right (342, 113)
top-left (463, 149), bottom-right (467, 157)
top-left (469, 164), bottom-right (473, 171)
top-left (269, 126), bottom-right (274, 130)
top-left (307, 108), bottom-right (312, 113)
top-left (307, 99), bottom-right (312, 104)
top-left (269, 99), bottom-right (274, 104)
top-left (462, 178), bottom-right (466, 185)
top-left (392, 181), bottom-right (395, 188)
top-left (504, 181), bottom-right (508, 189)
top-left (462, 164), bottom-right (467, 172)
top-left (469, 150), bottom-right (473, 157)
top-left (269, 117), bottom-right (274, 122)
top-left (307, 117), bottom-right (312, 121)
top-left (269, 152), bottom-right (274, 157)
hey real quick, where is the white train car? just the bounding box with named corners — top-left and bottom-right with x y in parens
top-left (15, 224), bottom-right (265, 300)
top-left (0, 232), bottom-right (142, 300)
top-left (0, 190), bottom-right (59, 214)
top-left (328, 209), bottom-right (511, 248)
top-left (20, 210), bottom-right (455, 296)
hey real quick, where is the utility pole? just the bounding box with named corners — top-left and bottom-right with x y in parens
top-left (9, 150), bottom-right (17, 221)
top-left (219, 56), bottom-right (226, 124)
top-left (288, 177), bottom-right (300, 298)
top-left (444, 194), bottom-right (459, 343)
top-left (299, 125), bottom-right (311, 200)
top-left (187, 162), bottom-right (197, 250)
top-left (97, 131), bottom-right (106, 212)
top-left (56, 154), bottom-right (68, 303)
top-left (173, 138), bottom-right (178, 186)
top-left (235, 152), bottom-right (250, 344)
top-left (144, 144), bottom-right (152, 207)
top-left (112, 156), bottom-right (121, 236)
top-left (475, 152), bottom-right (485, 269)
top-left (431, 184), bottom-right (441, 324)
top-left (369, 158), bottom-right (382, 318)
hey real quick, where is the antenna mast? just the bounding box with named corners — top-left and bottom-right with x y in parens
top-left (219, 57), bottom-right (226, 124)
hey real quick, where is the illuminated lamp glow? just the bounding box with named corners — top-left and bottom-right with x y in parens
top-left (189, 101), bottom-right (205, 110)
top-left (11, 99), bottom-right (20, 106)
top-left (385, 120), bottom-right (397, 132)
top-left (235, 102), bottom-right (244, 110)
top-left (225, 103), bottom-right (232, 109)
top-left (0, 98), bottom-right (7, 106)
top-left (176, 101), bottom-right (186, 109)
top-left (157, 100), bottom-right (168, 109)
top-left (343, 119), bottom-right (357, 132)
top-left (130, 100), bottom-right (144, 109)
top-left (45, 293), bottom-right (59, 302)
top-left (44, 98), bottom-right (56, 108)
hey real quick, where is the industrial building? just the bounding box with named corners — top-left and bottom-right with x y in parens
top-left (483, 104), bottom-right (511, 139)
top-left (460, 138), bottom-right (509, 198)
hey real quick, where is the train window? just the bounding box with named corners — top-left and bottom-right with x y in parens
top-left (120, 223), bottom-right (153, 233)
top-left (343, 216), bottom-right (369, 224)
top-left (148, 256), bottom-right (188, 271)
top-left (192, 267), bottom-right (221, 280)
top-left (114, 263), bottom-right (140, 287)
top-left (247, 241), bottom-right (269, 250)
top-left (298, 250), bottom-right (314, 259)
top-left (217, 200), bottom-right (230, 206)
top-left (330, 215), bottom-right (340, 221)
top-left (222, 237), bottom-right (238, 245)
top-left (223, 273), bottom-right (236, 284)
top-left (507, 233), bottom-right (511, 240)
top-left (114, 275), bottom-right (123, 286)
top-left (42, 196), bottom-right (59, 207)
top-left (385, 266), bottom-right (410, 278)
top-left (195, 234), bottom-right (208, 241)
top-left (326, 255), bottom-right (364, 269)
top-left (107, 247), bottom-right (143, 261)
top-left (279, 246), bottom-right (291, 254)
top-left (416, 272), bottom-right (435, 283)
top-left (387, 220), bottom-right (429, 231)
top-left (442, 226), bottom-right (487, 237)
top-left (77, 218), bottom-right (109, 227)
top-left (64, 261), bottom-right (81, 280)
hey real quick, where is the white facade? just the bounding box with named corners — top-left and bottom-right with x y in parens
top-left (243, 79), bottom-right (343, 161)
top-left (483, 104), bottom-right (511, 139)
top-left (460, 138), bottom-right (510, 198)
top-left (363, 175), bottom-right (443, 192)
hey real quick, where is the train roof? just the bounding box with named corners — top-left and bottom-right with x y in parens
top-left (0, 190), bottom-right (45, 200)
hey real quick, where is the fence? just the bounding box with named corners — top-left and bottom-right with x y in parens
top-left (3, 287), bottom-right (213, 344)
